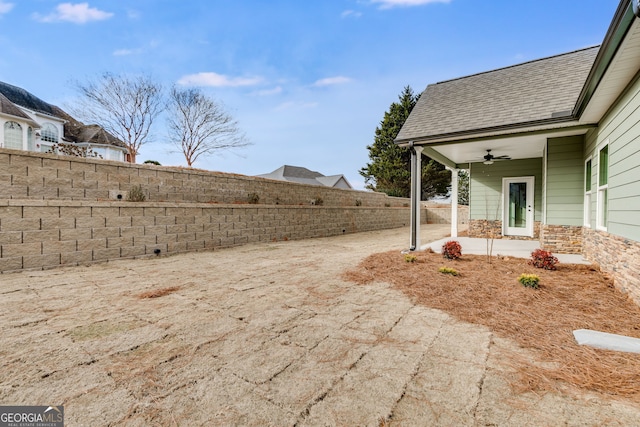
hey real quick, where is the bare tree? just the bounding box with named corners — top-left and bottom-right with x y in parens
top-left (167, 86), bottom-right (250, 167)
top-left (71, 73), bottom-right (163, 163)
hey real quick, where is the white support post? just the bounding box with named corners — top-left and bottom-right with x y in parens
top-left (409, 143), bottom-right (423, 251)
top-left (448, 167), bottom-right (459, 238)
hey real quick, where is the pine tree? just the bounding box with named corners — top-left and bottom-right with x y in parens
top-left (360, 86), bottom-right (450, 199)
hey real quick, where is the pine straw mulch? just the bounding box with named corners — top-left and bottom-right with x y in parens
top-left (344, 250), bottom-right (640, 403)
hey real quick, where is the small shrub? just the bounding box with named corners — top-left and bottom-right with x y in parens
top-left (529, 249), bottom-right (559, 270)
top-left (518, 273), bottom-right (540, 289)
top-left (143, 160), bottom-right (161, 165)
top-left (442, 240), bottom-right (462, 260)
top-left (438, 266), bottom-right (458, 276)
top-left (247, 192), bottom-right (260, 204)
top-left (404, 254), bottom-right (417, 263)
top-left (355, 199), bottom-right (362, 206)
top-left (127, 184), bottom-right (146, 202)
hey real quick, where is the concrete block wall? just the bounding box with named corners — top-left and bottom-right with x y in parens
top-left (0, 148), bottom-right (408, 207)
top-left (423, 204), bottom-right (469, 226)
top-left (0, 200), bottom-right (411, 273)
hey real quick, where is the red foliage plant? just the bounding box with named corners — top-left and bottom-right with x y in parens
top-left (442, 240), bottom-right (462, 260)
top-left (529, 248), bottom-right (559, 270)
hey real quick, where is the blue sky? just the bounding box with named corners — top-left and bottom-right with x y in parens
top-left (0, 0), bottom-right (619, 189)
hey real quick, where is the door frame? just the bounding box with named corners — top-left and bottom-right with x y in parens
top-left (502, 176), bottom-right (535, 237)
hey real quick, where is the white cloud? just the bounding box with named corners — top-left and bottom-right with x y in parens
top-left (341, 10), bottom-right (362, 18)
top-left (113, 48), bottom-right (142, 56)
top-left (177, 72), bottom-right (263, 87)
top-left (312, 76), bottom-right (352, 87)
top-left (251, 86), bottom-right (283, 96)
top-left (274, 101), bottom-right (318, 111)
top-left (34, 2), bottom-right (113, 24)
top-left (0, 1), bottom-right (14, 14)
top-left (371, 0), bottom-right (450, 9)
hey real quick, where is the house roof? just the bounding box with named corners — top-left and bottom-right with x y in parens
top-left (0, 92), bottom-right (39, 126)
top-left (396, 46), bottom-right (599, 144)
top-left (0, 81), bottom-right (126, 149)
top-left (257, 165), bottom-right (352, 188)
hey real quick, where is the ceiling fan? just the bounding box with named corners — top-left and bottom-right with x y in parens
top-left (482, 149), bottom-right (511, 165)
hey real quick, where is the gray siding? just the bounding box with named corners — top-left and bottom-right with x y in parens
top-left (469, 158), bottom-right (543, 221)
top-left (585, 73), bottom-right (640, 241)
top-left (546, 136), bottom-right (584, 226)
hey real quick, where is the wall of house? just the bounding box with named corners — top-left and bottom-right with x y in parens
top-left (545, 135), bottom-right (584, 226)
top-left (585, 73), bottom-right (640, 241)
top-left (469, 158), bottom-right (543, 221)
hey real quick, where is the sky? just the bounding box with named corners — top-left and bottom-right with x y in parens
top-left (0, 0), bottom-right (620, 190)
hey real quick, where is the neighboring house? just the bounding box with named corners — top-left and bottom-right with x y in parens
top-left (396, 1), bottom-right (640, 301)
top-left (0, 81), bottom-right (128, 161)
top-left (257, 165), bottom-right (353, 189)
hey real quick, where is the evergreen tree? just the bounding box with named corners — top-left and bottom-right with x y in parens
top-left (360, 86), bottom-right (450, 199)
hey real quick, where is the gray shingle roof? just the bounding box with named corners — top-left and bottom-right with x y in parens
top-left (396, 46), bottom-right (599, 143)
top-left (0, 81), bottom-right (126, 149)
top-left (257, 165), bottom-right (352, 188)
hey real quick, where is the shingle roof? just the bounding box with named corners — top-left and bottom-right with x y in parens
top-left (0, 81), bottom-right (126, 149)
top-left (396, 46), bottom-right (600, 143)
top-left (257, 165), bottom-right (352, 188)
top-left (0, 92), bottom-right (37, 123)
top-left (0, 81), bottom-right (57, 117)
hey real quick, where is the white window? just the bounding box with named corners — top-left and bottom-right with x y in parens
top-left (584, 158), bottom-right (592, 227)
top-left (596, 144), bottom-right (608, 230)
top-left (41, 123), bottom-right (59, 144)
top-left (3, 121), bottom-right (23, 149)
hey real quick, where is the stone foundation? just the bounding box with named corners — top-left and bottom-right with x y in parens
top-left (468, 219), bottom-right (540, 241)
top-left (583, 228), bottom-right (640, 306)
top-left (540, 224), bottom-right (583, 254)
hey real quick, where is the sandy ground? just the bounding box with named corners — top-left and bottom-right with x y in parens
top-left (1, 224), bottom-right (639, 426)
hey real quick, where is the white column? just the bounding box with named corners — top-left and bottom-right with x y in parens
top-left (448, 167), bottom-right (459, 238)
top-left (409, 144), bottom-right (423, 250)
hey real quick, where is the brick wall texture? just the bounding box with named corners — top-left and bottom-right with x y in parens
top-left (0, 149), bottom-right (422, 273)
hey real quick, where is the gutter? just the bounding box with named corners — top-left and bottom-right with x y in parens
top-left (573, 0), bottom-right (639, 118)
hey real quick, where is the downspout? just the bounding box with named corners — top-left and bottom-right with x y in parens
top-left (409, 142), bottom-right (423, 251)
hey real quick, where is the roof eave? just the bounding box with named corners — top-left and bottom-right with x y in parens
top-left (573, 0), bottom-right (638, 118)
top-left (395, 116), bottom-right (581, 146)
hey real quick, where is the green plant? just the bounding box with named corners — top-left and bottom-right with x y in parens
top-left (404, 254), bottom-right (417, 263)
top-left (518, 273), bottom-right (540, 289)
top-left (127, 184), bottom-right (146, 202)
top-left (355, 199), bottom-right (362, 206)
top-left (143, 160), bottom-right (161, 165)
top-left (438, 266), bottom-right (458, 276)
top-left (247, 192), bottom-right (260, 204)
top-left (529, 249), bottom-right (559, 270)
top-left (442, 240), bottom-right (462, 260)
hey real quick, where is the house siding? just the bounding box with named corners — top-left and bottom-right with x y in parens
top-left (545, 135), bottom-right (584, 226)
top-left (469, 158), bottom-right (543, 221)
top-left (585, 72), bottom-right (640, 241)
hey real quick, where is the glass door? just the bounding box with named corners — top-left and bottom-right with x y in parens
top-left (503, 177), bottom-right (534, 237)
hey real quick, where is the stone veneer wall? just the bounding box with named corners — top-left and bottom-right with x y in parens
top-left (583, 228), bottom-right (640, 305)
top-left (539, 225), bottom-right (583, 254)
top-left (467, 220), bottom-right (541, 241)
top-left (0, 200), bottom-right (411, 273)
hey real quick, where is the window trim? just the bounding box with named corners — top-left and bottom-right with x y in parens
top-left (584, 157), bottom-right (592, 227)
top-left (596, 142), bottom-right (609, 231)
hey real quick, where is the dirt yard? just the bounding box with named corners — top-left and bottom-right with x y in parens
top-left (1, 225), bottom-right (640, 426)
